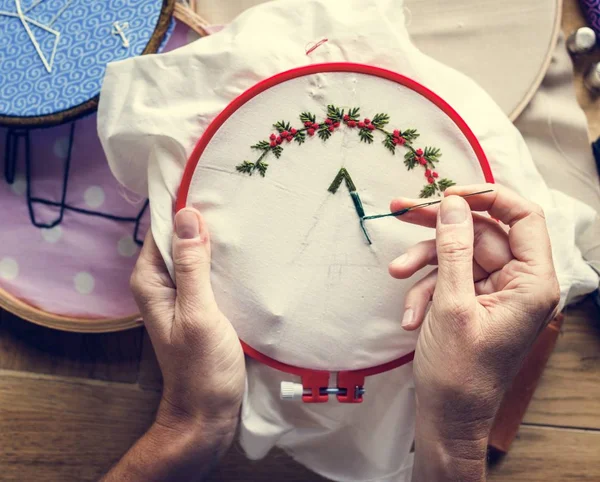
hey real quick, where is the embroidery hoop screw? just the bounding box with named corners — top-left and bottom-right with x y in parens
top-left (280, 381), bottom-right (365, 401)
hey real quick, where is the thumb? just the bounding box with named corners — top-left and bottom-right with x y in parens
top-left (172, 207), bottom-right (219, 317)
top-left (434, 195), bottom-right (476, 306)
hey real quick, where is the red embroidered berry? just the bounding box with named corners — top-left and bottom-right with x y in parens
top-left (397, 137), bottom-right (405, 145)
top-left (433, 171), bottom-right (439, 178)
top-left (392, 138), bottom-right (398, 145)
top-left (393, 129), bottom-right (400, 137)
top-left (425, 169), bottom-right (431, 177)
top-left (368, 124), bottom-right (375, 131)
top-left (358, 122), bottom-right (365, 128)
top-left (416, 148), bottom-right (423, 156)
top-left (325, 118), bottom-right (333, 125)
top-left (308, 128), bottom-right (315, 136)
top-left (364, 118), bottom-right (371, 125)
top-left (304, 121), bottom-right (312, 127)
top-left (270, 133), bottom-right (277, 141)
top-left (348, 120), bottom-right (356, 127)
top-left (334, 122), bottom-right (340, 128)
top-left (286, 136), bottom-right (292, 142)
top-left (312, 123), bottom-right (319, 130)
top-left (419, 157), bottom-right (427, 166)
top-left (328, 126), bottom-right (335, 132)
top-left (281, 130), bottom-right (289, 137)
top-left (276, 136), bottom-right (283, 145)
top-left (291, 128), bottom-right (297, 135)
top-left (428, 177), bottom-right (435, 184)
top-left (343, 115), bottom-right (350, 121)
top-left (270, 140), bottom-right (276, 147)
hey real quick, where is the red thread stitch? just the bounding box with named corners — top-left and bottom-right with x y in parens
top-left (305, 38), bottom-right (329, 55)
top-left (236, 105), bottom-right (455, 198)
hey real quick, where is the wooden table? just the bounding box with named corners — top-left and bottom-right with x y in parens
top-left (1, 1), bottom-right (600, 480)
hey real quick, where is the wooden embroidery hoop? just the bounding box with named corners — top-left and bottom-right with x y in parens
top-left (0, 0), bottom-right (177, 333)
top-left (0, 0), bottom-right (175, 129)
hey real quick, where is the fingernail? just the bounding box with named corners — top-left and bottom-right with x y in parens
top-left (391, 253), bottom-right (409, 269)
top-left (402, 308), bottom-right (414, 328)
top-left (175, 210), bottom-right (200, 239)
top-left (440, 196), bottom-right (468, 225)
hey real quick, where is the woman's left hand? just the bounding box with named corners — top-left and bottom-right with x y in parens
top-left (130, 208), bottom-right (246, 431)
top-left (104, 207), bottom-right (245, 481)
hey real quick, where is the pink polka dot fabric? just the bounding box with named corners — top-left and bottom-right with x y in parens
top-left (0, 23), bottom-right (190, 319)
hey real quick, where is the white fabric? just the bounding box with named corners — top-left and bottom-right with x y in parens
top-left (97, 0), bottom-right (599, 480)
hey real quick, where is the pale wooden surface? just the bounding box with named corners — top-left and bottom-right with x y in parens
top-left (1, 298), bottom-right (598, 481)
top-left (1, 1), bottom-right (600, 480)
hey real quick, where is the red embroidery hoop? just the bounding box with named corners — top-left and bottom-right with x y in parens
top-left (176, 62), bottom-right (495, 403)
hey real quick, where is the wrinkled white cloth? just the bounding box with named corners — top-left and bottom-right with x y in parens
top-left (98, 1), bottom-right (599, 480)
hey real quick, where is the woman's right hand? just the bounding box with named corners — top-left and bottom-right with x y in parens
top-left (389, 185), bottom-right (560, 481)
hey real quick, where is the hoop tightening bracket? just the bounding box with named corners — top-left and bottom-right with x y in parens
top-left (280, 371), bottom-right (366, 403)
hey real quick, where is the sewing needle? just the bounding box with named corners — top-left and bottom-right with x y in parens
top-left (362, 189), bottom-right (494, 221)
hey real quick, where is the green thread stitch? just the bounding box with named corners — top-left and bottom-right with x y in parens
top-left (236, 104), bottom-right (456, 198)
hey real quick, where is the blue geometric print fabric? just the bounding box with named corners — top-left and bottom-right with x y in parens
top-left (0, 0), bottom-right (170, 118)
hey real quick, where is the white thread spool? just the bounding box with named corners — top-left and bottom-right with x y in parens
top-left (566, 27), bottom-right (596, 55)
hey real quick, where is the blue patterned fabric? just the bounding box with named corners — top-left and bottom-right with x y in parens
top-left (0, 0), bottom-right (171, 118)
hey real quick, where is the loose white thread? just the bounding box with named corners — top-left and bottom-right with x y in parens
top-left (112, 21), bottom-right (130, 48)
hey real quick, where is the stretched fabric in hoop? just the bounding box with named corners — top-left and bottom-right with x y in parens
top-left (175, 62), bottom-right (493, 374)
top-left (3, 127), bottom-right (148, 243)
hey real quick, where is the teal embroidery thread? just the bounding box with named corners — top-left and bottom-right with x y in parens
top-left (328, 168), bottom-right (372, 245)
top-left (236, 104), bottom-right (456, 198)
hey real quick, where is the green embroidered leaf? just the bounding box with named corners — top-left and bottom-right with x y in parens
top-left (404, 150), bottom-right (417, 169)
top-left (318, 126), bottom-right (333, 141)
top-left (419, 183), bottom-right (438, 198)
top-left (402, 129), bottom-right (419, 142)
top-left (344, 173), bottom-right (357, 192)
top-left (236, 161), bottom-right (255, 175)
top-left (327, 104), bottom-right (344, 122)
top-left (251, 140), bottom-right (271, 151)
top-left (300, 112), bottom-right (316, 124)
top-left (348, 107), bottom-right (360, 121)
top-left (328, 168), bottom-right (357, 194)
top-left (294, 130), bottom-right (306, 144)
top-left (273, 120), bottom-right (292, 133)
top-left (437, 178), bottom-right (456, 191)
top-left (328, 171), bottom-right (344, 193)
top-left (383, 135), bottom-right (396, 154)
top-left (371, 113), bottom-right (390, 128)
top-left (359, 128), bottom-right (374, 144)
top-left (272, 146), bottom-right (283, 158)
top-left (423, 146), bottom-right (442, 165)
top-left (256, 161), bottom-right (268, 177)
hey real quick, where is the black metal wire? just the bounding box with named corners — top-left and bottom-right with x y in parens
top-left (3, 123), bottom-right (149, 245)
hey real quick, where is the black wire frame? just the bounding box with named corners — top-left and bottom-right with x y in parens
top-left (3, 124), bottom-right (149, 245)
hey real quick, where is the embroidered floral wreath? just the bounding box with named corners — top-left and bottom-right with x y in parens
top-left (236, 104), bottom-right (456, 198)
